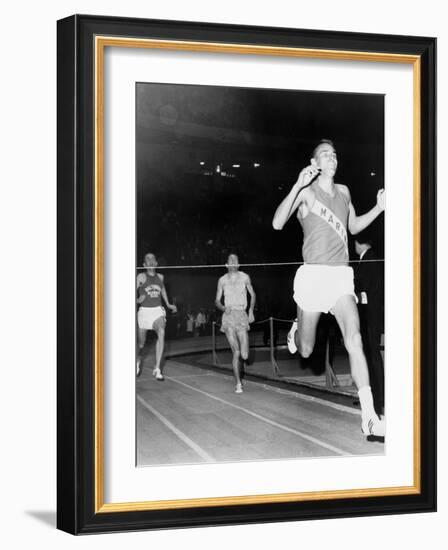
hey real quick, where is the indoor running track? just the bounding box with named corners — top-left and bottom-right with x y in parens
top-left (136, 359), bottom-right (384, 466)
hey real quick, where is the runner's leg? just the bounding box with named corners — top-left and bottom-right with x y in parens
top-left (225, 328), bottom-right (243, 392)
top-left (296, 306), bottom-right (321, 358)
top-left (153, 315), bottom-right (166, 375)
top-left (137, 327), bottom-right (147, 376)
top-left (237, 329), bottom-right (249, 380)
top-left (333, 294), bottom-right (384, 436)
top-left (332, 295), bottom-right (368, 388)
top-left (238, 329), bottom-right (249, 361)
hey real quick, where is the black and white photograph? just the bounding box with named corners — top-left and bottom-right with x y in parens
top-left (135, 82), bottom-right (386, 467)
top-left (0, 0), bottom-right (434, 542)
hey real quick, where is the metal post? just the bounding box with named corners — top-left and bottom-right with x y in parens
top-left (212, 321), bottom-right (218, 366)
top-left (325, 337), bottom-right (339, 388)
top-left (270, 317), bottom-right (280, 376)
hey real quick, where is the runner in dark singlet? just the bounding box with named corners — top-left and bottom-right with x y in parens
top-left (136, 253), bottom-right (177, 380)
top-left (272, 140), bottom-right (386, 437)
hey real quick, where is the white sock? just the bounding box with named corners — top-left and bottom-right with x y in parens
top-left (358, 386), bottom-right (376, 420)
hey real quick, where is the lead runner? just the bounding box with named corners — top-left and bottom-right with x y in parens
top-left (272, 139), bottom-right (385, 437)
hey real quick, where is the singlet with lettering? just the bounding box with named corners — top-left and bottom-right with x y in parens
top-left (299, 182), bottom-right (350, 265)
top-left (138, 273), bottom-right (163, 308)
top-left (222, 272), bottom-right (248, 311)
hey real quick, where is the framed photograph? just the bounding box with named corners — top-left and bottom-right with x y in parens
top-left (57, 14), bottom-right (436, 534)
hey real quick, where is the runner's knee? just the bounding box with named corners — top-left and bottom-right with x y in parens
top-left (138, 331), bottom-right (146, 348)
top-left (296, 324), bottom-right (315, 357)
top-left (238, 335), bottom-right (248, 360)
top-left (344, 330), bottom-right (363, 355)
top-left (299, 340), bottom-right (314, 358)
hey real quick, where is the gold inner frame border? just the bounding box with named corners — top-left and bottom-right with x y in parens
top-left (94, 35), bottom-right (421, 513)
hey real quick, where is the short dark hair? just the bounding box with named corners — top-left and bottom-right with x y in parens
top-left (312, 139), bottom-right (335, 158)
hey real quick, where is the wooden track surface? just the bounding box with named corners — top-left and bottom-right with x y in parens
top-left (137, 359), bottom-right (384, 466)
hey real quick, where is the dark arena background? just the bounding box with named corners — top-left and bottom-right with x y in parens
top-left (135, 83), bottom-right (385, 466)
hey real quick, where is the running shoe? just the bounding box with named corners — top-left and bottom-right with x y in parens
top-left (362, 415), bottom-right (385, 437)
top-left (153, 368), bottom-right (164, 381)
top-left (136, 357), bottom-right (142, 378)
top-left (235, 383), bottom-right (243, 394)
top-left (287, 320), bottom-right (298, 354)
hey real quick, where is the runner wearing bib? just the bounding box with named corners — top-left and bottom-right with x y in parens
top-left (294, 180), bottom-right (356, 314)
top-left (136, 253), bottom-right (177, 380)
top-left (272, 140), bottom-right (386, 438)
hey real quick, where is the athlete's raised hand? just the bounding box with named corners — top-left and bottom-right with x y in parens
top-left (295, 165), bottom-right (321, 190)
top-left (376, 188), bottom-right (385, 212)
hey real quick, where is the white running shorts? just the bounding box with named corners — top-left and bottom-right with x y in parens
top-left (137, 306), bottom-right (166, 330)
top-left (293, 264), bottom-right (357, 314)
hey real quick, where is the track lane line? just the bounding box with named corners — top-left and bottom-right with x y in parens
top-left (164, 376), bottom-right (349, 456)
top-left (167, 360), bottom-right (360, 416)
top-left (137, 395), bottom-right (214, 462)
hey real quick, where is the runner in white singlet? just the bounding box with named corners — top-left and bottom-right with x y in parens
top-left (215, 254), bottom-right (256, 394)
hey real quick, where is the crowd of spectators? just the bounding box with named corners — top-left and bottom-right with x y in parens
top-left (137, 175), bottom-right (290, 267)
top-left (165, 306), bottom-right (220, 339)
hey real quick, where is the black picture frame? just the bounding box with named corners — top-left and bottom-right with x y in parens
top-left (57, 14), bottom-right (436, 535)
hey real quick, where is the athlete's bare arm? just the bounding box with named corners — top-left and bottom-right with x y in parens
top-left (338, 184), bottom-right (385, 235)
top-left (136, 272), bottom-right (146, 304)
top-left (272, 165), bottom-right (320, 230)
top-left (245, 274), bottom-right (256, 324)
top-left (215, 277), bottom-right (229, 313)
top-left (159, 274), bottom-right (177, 312)
top-left (136, 272), bottom-right (146, 289)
